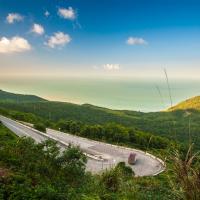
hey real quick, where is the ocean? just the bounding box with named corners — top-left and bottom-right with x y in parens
top-left (1, 77), bottom-right (200, 112)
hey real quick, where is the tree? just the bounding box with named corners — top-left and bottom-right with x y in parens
top-left (34, 123), bottom-right (46, 132)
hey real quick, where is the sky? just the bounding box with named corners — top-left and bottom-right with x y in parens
top-left (1, 0), bottom-right (200, 79)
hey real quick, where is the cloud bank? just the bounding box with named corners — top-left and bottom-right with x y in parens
top-left (0, 36), bottom-right (31, 53)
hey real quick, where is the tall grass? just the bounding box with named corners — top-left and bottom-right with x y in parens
top-left (162, 69), bottom-right (200, 199)
top-left (155, 84), bottom-right (165, 108)
top-left (164, 68), bottom-right (173, 108)
top-left (170, 144), bottom-right (200, 200)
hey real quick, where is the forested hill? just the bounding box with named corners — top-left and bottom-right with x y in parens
top-left (0, 90), bottom-right (47, 103)
top-left (0, 90), bottom-right (146, 126)
top-left (1, 90), bottom-right (200, 147)
top-left (169, 96), bottom-right (200, 111)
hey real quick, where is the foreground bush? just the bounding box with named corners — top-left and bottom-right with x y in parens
top-left (0, 135), bottom-right (88, 199)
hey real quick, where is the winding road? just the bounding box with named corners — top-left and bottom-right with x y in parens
top-left (0, 115), bottom-right (165, 176)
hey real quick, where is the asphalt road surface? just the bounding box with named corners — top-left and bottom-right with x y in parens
top-left (0, 115), bottom-right (165, 176)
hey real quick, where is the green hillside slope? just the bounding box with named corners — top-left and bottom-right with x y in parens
top-left (0, 90), bottom-right (47, 103)
top-left (169, 96), bottom-right (200, 111)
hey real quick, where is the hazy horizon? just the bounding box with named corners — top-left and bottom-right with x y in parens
top-left (1, 76), bottom-right (200, 112)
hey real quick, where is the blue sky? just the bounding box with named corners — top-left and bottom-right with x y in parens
top-left (0, 0), bottom-right (200, 78)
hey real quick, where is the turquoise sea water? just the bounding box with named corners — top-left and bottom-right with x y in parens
top-left (1, 77), bottom-right (200, 112)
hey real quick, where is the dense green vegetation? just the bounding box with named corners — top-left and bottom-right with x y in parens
top-left (0, 90), bottom-right (200, 148)
top-left (0, 123), bottom-right (176, 199)
top-left (56, 120), bottom-right (171, 150)
top-left (0, 122), bottom-right (89, 199)
top-left (0, 106), bottom-right (173, 152)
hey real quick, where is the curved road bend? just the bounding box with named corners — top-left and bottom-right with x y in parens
top-left (0, 115), bottom-right (165, 176)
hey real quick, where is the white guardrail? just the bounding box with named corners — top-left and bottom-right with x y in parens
top-left (0, 116), bottom-right (104, 162)
top-left (0, 115), bottom-right (166, 176)
top-left (48, 128), bottom-right (166, 176)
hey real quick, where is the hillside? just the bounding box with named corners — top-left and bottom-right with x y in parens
top-left (1, 90), bottom-right (200, 147)
top-left (0, 90), bottom-right (47, 103)
top-left (169, 96), bottom-right (200, 111)
top-left (0, 90), bottom-right (145, 126)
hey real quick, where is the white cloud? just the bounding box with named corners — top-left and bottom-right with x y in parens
top-left (58, 7), bottom-right (76, 20)
top-left (44, 10), bottom-right (50, 17)
top-left (46, 32), bottom-right (71, 48)
top-left (31, 23), bottom-right (45, 35)
top-left (103, 64), bottom-right (120, 71)
top-left (0, 36), bottom-right (31, 54)
top-left (126, 37), bottom-right (147, 45)
top-left (6, 13), bottom-right (23, 24)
